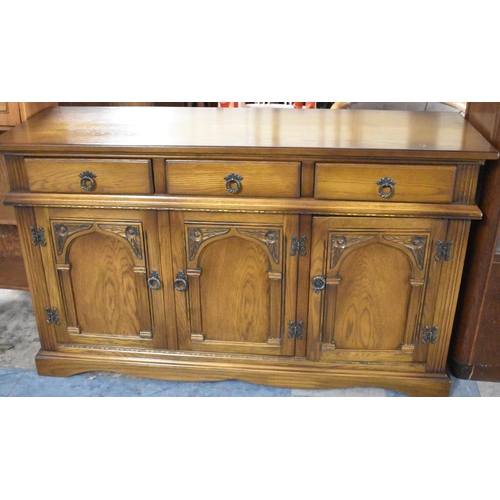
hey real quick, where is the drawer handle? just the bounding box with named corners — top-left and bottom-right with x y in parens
top-left (224, 173), bottom-right (243, 194)
top-left (79, 171), bottom-right (97, 191)
top-left (376, 177), bottom-right (396, 199)
top-left (147, 269), bottom-right (162, 290)
top-left (174, 270), bottom-right (188, 291)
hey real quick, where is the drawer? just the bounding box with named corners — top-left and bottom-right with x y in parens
top-left (314, 163), bottom-right (457, 203)
top-left (24, 158), bottom-right (153, 194)
top-left (166, 160), bottom-right (301, 198)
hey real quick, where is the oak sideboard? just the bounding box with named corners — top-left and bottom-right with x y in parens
top-left (0, 102), bottom-right (57, 290)
top-left (0, 106), bottom-right (497, 396)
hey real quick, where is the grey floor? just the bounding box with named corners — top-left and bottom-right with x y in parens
top-left (1, 288), bottom-right (499, 397)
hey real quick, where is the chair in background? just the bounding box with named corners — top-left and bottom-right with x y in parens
top-left (331, 102), bottom-right (466, 115)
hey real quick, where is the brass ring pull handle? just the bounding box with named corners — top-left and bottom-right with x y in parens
top-left (79, 171), bottom-right (97, 191)
top-left (147, 269), bottom-right (161, 290)
top-left (376, 177), bottom-right (396, 199)
top-left (174, 270), bottom-right (188, 291)
top-left (312, 276), bottom-right (326, 294)
top-left (224, 173), bottom-right (243, 194)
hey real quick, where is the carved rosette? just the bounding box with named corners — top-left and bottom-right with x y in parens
top-left (236, 228), bottom-right (281, 264)
top-left (330, 234), bottom-right (377, 269)
top-left (188, 227), bottom-right (231, 261)
top-left (98, 224), bottom-right (143, 259)
top-left (382, 234), bottom-right (427, 270)
top-left (53, 223), bottom-right (94, 255)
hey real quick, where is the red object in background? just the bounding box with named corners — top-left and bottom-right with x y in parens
top-left (220, 102), bottom-right (316, 108)
top-left (293, 102), bottom-right (316, 109)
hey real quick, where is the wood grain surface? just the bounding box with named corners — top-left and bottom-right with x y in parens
top-left (1, 106), bottom-right (495, 395)
top-left (333, 244), bottom-right (411, 350)
top-left (0, 107), bottom-right (497, 160)
top-left (69, 232), bottom-right (141, 336)
top-left (199, 237), bottom-right (271, 343)
top-left (315, 163), bottom-right (456, 203)
top-left (25, 158), bottom-right (153, 194)
top-left (166, 160), bottom-right (300, 197)
top-left (0, 102), bottom-right (20, 127)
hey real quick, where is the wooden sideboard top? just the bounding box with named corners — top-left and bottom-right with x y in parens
top-left (0, 106), bottom-right (497, 160)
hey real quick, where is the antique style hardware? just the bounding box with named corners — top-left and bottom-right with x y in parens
top-left (224, 173), bottom-right (243, 194)
top-left (376, 177), bottom-right (396, 199)
top-left (288, 321), bottom-right (304, 340)
top-left (79, 171), bottom-right (97, 191)
top-left (290, 235), bottom-right (307, 256)
top-left (312, 276), bottom-right (327, 293)
top-left (422, 326), bottom-right (438, 344)
top-left (30, 226), bottom-right (46, 247)
top-left (45, 307), bottom-right (60, 326)
top-left (147, 269), bottom-right (162, 290)
top-left (435, 240), bottom-right (453, 261)
top-left (174, 270), bottom-right (188, 291)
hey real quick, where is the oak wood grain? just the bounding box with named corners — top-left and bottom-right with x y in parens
top-left (3, 192), bottom-right (485, 219)
top-left (427, 219), bottom-right (471, 373)
top-left (0, 256), bottom-right (28, 290)
top-left (25, 158), bottom-right (153, 194)
top-left (18, 102), bottom-right (57, 122)
top-left (34, 348), bottom-right (451, 396)
top-left (0, 155), bottom-right (15, 224)
top-left (70, 232), bottom-right (142, 335)
top-left (307, 216), bottom-right (448, 367)
top-left (0, 102), bottom-right (20, 127)
top-left (166, 160), bottom-right (301, 197)
top-left (0, 107), bottom-right (496, 160)
top-left (14, 207), bottom-right (58, 351)
top-left (315, 163), bottom-right (457, 203)
top-left (333, 243), bottom-right (411, 350)
top-left (0, 224), bottom-right (22, 258)
top-left (2, 106), bottom-right (494, 395)
top-left (170, 211), bottom-right (297, 356)
top-left (294, 215), bottom-right (312, 358)
top-left (199, 236), bottom-right (271, 343)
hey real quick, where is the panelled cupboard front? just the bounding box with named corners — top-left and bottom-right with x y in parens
top-left (1, 107), bottom-right (497, 396)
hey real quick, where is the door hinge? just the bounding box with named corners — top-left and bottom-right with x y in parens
top-left (435, 240), bottom-right (452, 262)
top-left (45, 307), bottom-right (60, 326)
top-left (422, 325), bottom-right (438, 344)
top-left (290, 235), bottom-right (307, 256)
top-left (288, 320), bottom-right (304, 340)
top-left (30, 226), bottom-right (47, 247)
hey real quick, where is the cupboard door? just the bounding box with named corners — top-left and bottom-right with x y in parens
top-left (35, 208), bottom-right (168, 349)
top-left (307, 217), bottom-right (447, 366)
top-left (170, 212), bottom-right (300, 356)
top-left (0, 102), bottom-right (21, 128)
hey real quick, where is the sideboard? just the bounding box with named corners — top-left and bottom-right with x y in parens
top-left (0, 102), bottom-right (57, 290)
top-left (0, 106), bottom-right (497, 396)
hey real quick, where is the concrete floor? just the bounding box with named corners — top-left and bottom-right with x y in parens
top-left (1, 288), bottom-right (499, 397)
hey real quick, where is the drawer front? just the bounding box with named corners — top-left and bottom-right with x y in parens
top-left (315, 163), bottom-right (457, 203)
top-left (166, 160), bottom-right (301, 198)
top-left (25, 158), bottom-right (153, 194)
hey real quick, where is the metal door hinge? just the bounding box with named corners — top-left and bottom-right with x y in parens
top-left (435, 240), bottom-right (452, 262)
top-left (45, 307), bottom-right (60, 326)
top-left (30, 226), bottom-right (46, 247)
top-left (288, 320), bottom-right (304, 340)
top-left (290, 235), bottom-right (307, 256)
top-left (422, 325), bottom-right (438, 344)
